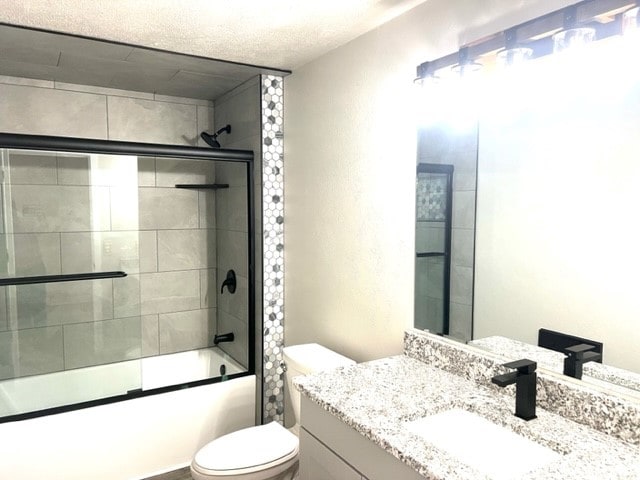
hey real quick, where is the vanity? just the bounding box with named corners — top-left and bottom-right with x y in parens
top-left (295, 330), bottom-right (640, 479)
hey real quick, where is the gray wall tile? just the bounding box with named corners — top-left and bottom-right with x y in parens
top-left (450, 265), bottom-right (473, 306)
top-left (57, 153), bottom-right (138, 187)
top-left (0, 84), bottom-right (108, 138)
top-left (196, 106), bottom-right (214, 148)
top-left (217, 310), bottom-right (248, 368)
top-left (139, 231), bottom-right (158, 273)
top-left (7, 151), bottom-right (57, 184)
top-left (138, 157), bottom-right (156, 187)
top-left (158, 308), bottom-right (215, 354)
top-left (9, 185), bottom-right (111, 233)
top-left (452, 190), bottom-right (476, 229)
top-left (0, 75), bottom-right (54, 88)
top-left (60, 231), bottom-right (141, 274)
top-left (107, 96), bottom-right (197, 145)
top-left (54, 82), bottom-right (154, 100)
top-left (214, 162), bottom-right (248, 188)
top-left (157, 229), bottom-right (214, 271)
top-left (138, 187), bottom-right (199, 230)
top-left (449, 302), bottom-right (473, 342)
top-left (64, 317), bottom-right (142, 369)
top-left (214, 77), bottom-right (260, 146)
top-left (56, 153), bottom-right (91, 185)
top-left (140, 270), bottom-right (200, 315)
top-left (0, 233), bottom-right (61, 276)
top-left (155, 158), bottom-right (215, 187)
top-left (451, 228), bottom-right (475, 268)
top-left (142, 314), bottom-right (159, 357)
top-left (199, 191), bottom-right (216, 229)
top-left (0, 326), bottom-right (63, 380)
top-left (200, 269), bottom-right (217, 309)
top-left (217, 229), bottom-right (248, 278)
top-left (11, 278), bottom-right (114, 328)
top-left (113, 274), bottom-right (141, 319)
top-left (0, 288), bottom-right (7, 331)
top-left (216, 186), bottom-right (248, 233)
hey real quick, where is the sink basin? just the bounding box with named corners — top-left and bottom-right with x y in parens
top-left (405, 409), bottom-right (561, 480)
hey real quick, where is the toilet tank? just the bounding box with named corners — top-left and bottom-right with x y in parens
top-left (283, 344), bottom-right (355, 426)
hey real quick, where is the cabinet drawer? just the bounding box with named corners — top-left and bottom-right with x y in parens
top-left (300, 428), bottom-right (362, 480)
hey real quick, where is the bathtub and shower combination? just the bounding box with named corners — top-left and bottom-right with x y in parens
top-left (0, 133), bottom-right (257, 480)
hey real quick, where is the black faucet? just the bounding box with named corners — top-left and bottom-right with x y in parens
top-left (563, 344), bottom-right (602, 380)
top-left (213, 332), bottom-right (234, 345)
top-left (491, 359), bottom-right (537, 421)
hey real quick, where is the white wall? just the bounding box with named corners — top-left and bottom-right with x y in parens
top-left (284, 0), bottom-right (575, 362)
top-left (474, 44), bottom-right (640, 372)
top-left (0, 376), bottom-right (255, 480)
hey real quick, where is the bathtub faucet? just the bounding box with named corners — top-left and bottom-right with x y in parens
top-left (214, 332), bottom-right (235, 345)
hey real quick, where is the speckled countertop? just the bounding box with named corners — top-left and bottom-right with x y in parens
top-left (295, 355), bottom-right (640, 480)
top-left (470, 336), bottom-right (640, 396)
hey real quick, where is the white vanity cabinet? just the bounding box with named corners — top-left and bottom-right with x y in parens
top-left (299, 396), bottom-right (423, 480)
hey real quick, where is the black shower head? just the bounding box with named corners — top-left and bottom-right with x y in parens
top-left (200, 124), bottom-right (232, 149)
top-left (200, 131), bottom-right (221, 148)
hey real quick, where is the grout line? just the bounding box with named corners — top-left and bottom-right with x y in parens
top-left (105, 96), bottom-right (110, 140)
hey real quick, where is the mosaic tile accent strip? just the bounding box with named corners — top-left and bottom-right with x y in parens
top-left (404, 329), bottom-right (640, 445)
top-left (416, 172), bottom-right (447, 222)
top-left (261, 75), bottom-right (285, 424)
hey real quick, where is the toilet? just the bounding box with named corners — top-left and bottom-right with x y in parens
top-left (190, 343), bottom-right (355, 480)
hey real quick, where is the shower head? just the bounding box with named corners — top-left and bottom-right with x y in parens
top-left (200, 124), bottom-right (232, 149)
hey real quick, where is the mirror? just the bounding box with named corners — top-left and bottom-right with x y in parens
top-left (415, 35), bottom-right (640, 390)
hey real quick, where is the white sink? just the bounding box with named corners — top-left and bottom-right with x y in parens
top-left (405, 409), bottom-right (561, 480)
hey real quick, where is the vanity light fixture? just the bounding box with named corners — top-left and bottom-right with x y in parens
top-left (552, 6), bottom-right (596, 53)
top-left (496, 29), bottom-right (533, 68)
top-left (451, 47), bottom-right (483, 76)
top-left (622, 6), bottom-right (640, 35)
top-left (416, 0), bottom-right (637, 82)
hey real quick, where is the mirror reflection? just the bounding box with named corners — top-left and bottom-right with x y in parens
top-left (415, 34), bottom-right (640, 390)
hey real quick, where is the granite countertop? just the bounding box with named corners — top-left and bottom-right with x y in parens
top-left (295, 355), bottom-right (640, 480)
top-left (470, 336), bottom-right (640, 396)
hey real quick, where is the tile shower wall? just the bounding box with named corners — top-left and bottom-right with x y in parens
top-left (213, 76), bottom-right (261, 370)
top-left (0, 75), bottom-right (217, 379)
top-left (417, 122), bottom-right (477, 342)
top-left (213, 74), bottom-right (284, 424)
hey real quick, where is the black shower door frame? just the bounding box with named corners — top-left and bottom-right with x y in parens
top-left (0, 132), bottom-right (256, 423)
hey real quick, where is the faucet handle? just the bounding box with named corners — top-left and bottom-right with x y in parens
top-left (502, 359), bottom-right (537, 374)
top-left (565, 343), bottom-right (595, 359)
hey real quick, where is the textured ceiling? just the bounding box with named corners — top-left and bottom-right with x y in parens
top-left (0, 0), bottom-right (428, 70)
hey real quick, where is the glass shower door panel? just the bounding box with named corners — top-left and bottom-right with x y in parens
top-left (0, 148), bottom-right (143, 416)
top-left (415, 167), bottom-right (452, 335)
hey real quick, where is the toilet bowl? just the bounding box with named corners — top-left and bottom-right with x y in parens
top-left (190, 344), bottom-right (355, 480)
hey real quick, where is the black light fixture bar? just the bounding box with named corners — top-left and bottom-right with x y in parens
top-left (0, 271), bottom-right (127, 287)
top-left (417, 0), bottom-right (637, 79)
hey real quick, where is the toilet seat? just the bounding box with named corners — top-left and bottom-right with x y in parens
top-left (192, 422), bottom-right (299, 478)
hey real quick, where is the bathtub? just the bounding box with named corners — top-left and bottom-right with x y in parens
top-left (0, 348), bottom-right (255, 480)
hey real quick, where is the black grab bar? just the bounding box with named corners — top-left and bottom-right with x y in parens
top-left (0, 271), bottom-right (127, 286)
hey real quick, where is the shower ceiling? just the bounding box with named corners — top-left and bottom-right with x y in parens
top-left (0, 24), bottom-right (288, 100)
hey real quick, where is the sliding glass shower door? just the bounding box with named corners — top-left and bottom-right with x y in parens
top-left (414, 163), bottom-right (453, 335)
top-left (0, 136), bottom-right (254, 420)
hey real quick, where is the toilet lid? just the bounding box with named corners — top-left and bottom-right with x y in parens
top-left (194, 422), bottom-right (299, 474)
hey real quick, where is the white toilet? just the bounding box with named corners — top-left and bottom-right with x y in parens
top-left (190, 343), bottom-right (355, 480)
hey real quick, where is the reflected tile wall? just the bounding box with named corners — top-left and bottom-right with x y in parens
top-left (0, 233), bottom-right (61, 276)
top-left (418, 122), bottom-right (477, 343)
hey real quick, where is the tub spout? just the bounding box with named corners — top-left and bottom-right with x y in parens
top-left (214, 332), bottom-right (235, 345)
